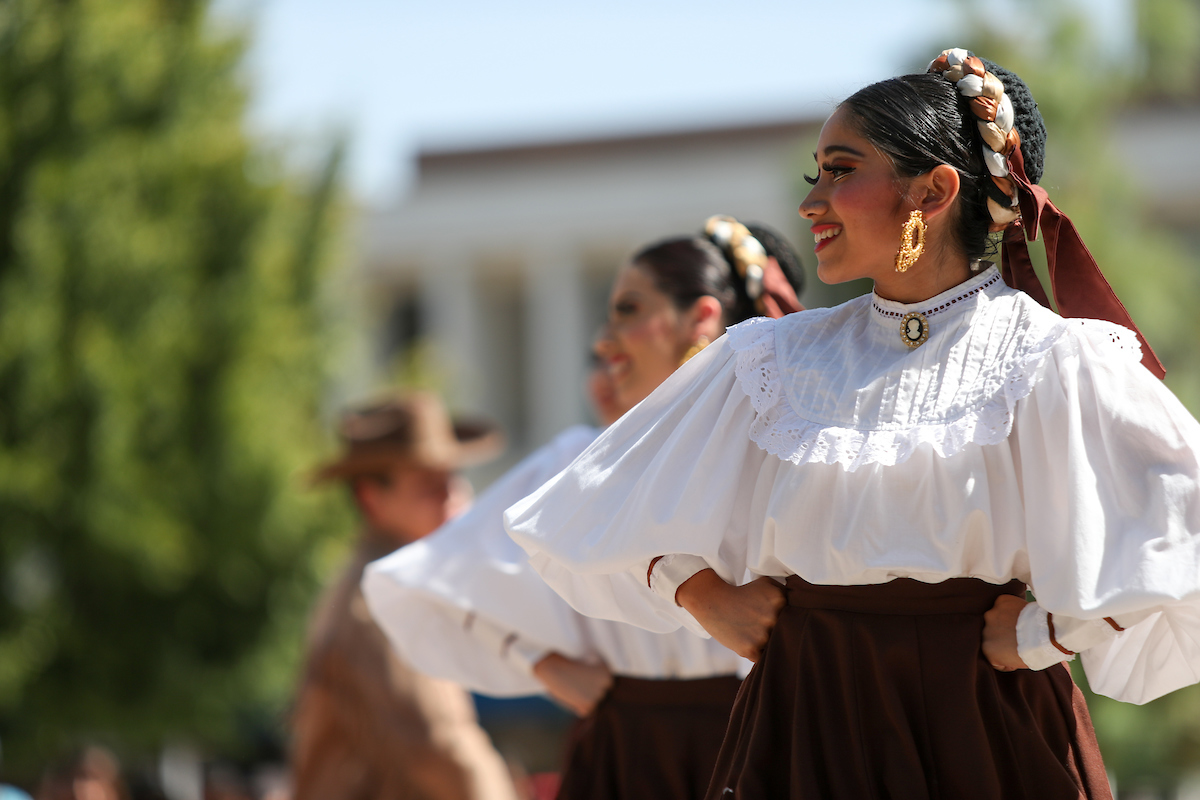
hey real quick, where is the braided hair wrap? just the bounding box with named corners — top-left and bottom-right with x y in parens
top-left (703, 215), bottom-right (803, 318)
top-left (928, 48), bottom-right (1165, 379)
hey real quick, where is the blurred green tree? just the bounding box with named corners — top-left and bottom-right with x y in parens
top-left (0, 0), bottom-right (351, 783)
top-left (929, 0), bottom-right (1200, 792)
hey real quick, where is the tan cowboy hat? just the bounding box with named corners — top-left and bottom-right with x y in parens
top-left (310, 392), bottom-right (503, 484)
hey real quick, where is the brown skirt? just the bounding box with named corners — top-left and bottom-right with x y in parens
top-left (558, 674), bottom-right (742, 800)
top-left (706, 576), bottom-right (1112, 800)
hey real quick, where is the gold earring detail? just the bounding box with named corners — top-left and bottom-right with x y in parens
top-left (680, 336), bottom-right (711, 366)
top-left (894, 210), bottom-right (927, 273)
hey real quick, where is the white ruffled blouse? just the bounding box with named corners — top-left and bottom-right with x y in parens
top-left (505, 266), bottom-right (1200, 706)
top-left (362, 426), bottom-right (749, 698)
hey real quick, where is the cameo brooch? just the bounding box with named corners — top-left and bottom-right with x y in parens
top-left (900, 311), bottom-right (929, 349)
top-left (872, 271), bottom-right (1002, 351)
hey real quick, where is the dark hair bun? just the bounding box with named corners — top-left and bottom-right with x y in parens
top-left (979, 57), bottom-right (1046, 185)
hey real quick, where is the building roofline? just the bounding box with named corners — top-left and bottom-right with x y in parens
top-left (416, 116), bottom-right (822, 171)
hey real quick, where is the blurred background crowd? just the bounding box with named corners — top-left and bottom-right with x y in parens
top-left (1, 0), bottom-right (1199, 798)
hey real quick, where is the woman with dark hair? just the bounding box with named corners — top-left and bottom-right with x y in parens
top-left (364, 217), bottom-right (803, 800)
top-left (595, 219), bottom-right (802, 414)
top-left (508, 50), bottom-right (1200, 800)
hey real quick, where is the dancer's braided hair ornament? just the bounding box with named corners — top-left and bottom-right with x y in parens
top-left (980, 59), bottom-right (1046, 185)
top-left (705, 216), bottom-right (768, 301)
top-left (926, 49), bottom-right (1047, 231)
top-left (745, 223), bottom-right (806, 300)
top-left (925, 48), bottom-right (1164, 379)
top-left (703, 215), bottom-right (804, 318)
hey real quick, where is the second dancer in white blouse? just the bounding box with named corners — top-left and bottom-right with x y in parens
top-left (364, 220), bottom-right (805, 800)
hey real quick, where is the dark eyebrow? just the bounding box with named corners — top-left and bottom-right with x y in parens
top-left (815, 144), bottom-right (866, 159)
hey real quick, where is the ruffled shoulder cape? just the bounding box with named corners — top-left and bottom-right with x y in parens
top-left (727, 273), bottom-right (1143, 471)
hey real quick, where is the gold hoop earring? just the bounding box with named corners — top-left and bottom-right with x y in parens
top-left (679, 336), bottom-right (711, 366)
top-left (894, 210), bottom-right (927, 273)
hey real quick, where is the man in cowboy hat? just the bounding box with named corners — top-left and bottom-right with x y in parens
top-left (291, 392), bottom-right (518, 800)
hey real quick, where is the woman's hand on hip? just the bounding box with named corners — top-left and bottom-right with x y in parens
top-left (675, 569), bottom-right (786, 662)
top-left (982, 594), bottom-right (1031, 671)
top-left (533, 652), bottom-right (614, 716)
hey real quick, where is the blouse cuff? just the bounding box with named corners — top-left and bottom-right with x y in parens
top-left (1017, 603), bottom-right (1071, 671)
top-left (1016, 602), bottom-right (1126, 672)
top-left (648, 554), bottom-right (711, 606)
top-left (504, 635), bottom-right (550, 675)
top-left (1045, 611), bottom-right (1121, 656)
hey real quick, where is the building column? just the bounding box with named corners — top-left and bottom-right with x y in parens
top-left (524, 242), bottom-right (588, 447)
top-left (421, 248), bottom-right (483, 411)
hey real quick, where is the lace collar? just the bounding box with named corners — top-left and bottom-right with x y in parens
top-left (726, 269), bottom-right (1140, 471)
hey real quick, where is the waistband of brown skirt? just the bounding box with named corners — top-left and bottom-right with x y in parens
top-left (784, 575), bottom-right (1025, 616)
top-left (607, 674), bottom-right (742, 705)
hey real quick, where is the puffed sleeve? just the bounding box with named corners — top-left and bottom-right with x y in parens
top-left (1013, 321), bottom-right (1200, 704)
top-left (362, 427), bottom-right (599, 697)
top-left (505, 335), bottom-right (771, 636)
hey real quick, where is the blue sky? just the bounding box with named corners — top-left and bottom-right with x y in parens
top-left (216, 0), bottom-right (1131, 201)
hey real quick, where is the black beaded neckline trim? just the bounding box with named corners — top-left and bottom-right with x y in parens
top-left (872, 271), bottom-right (1002, 321)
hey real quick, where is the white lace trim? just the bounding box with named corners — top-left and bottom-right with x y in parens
top-left (728, 316), bottom-right (1141, 471)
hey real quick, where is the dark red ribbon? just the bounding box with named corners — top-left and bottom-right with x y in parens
top-left (758, 258), bottom-right (804, 318)
top-left (1000, 148), bottom-right (1165, 379)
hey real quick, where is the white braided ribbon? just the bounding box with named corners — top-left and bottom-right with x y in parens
top-left (996, 93), bottom-right (1014, 131)
top-left (984, 149), bottom-right (1009, 177)
top-left (944, 48), bottom-right (970, 66)
top-left (978, 121), bottom-right (1008, 153)
top-left (928, 48), bottom-right (1020, 228)
top-left (707, 218), bottom-right (734, 247)
top-left (956, 74), bottom-right (986, 96)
